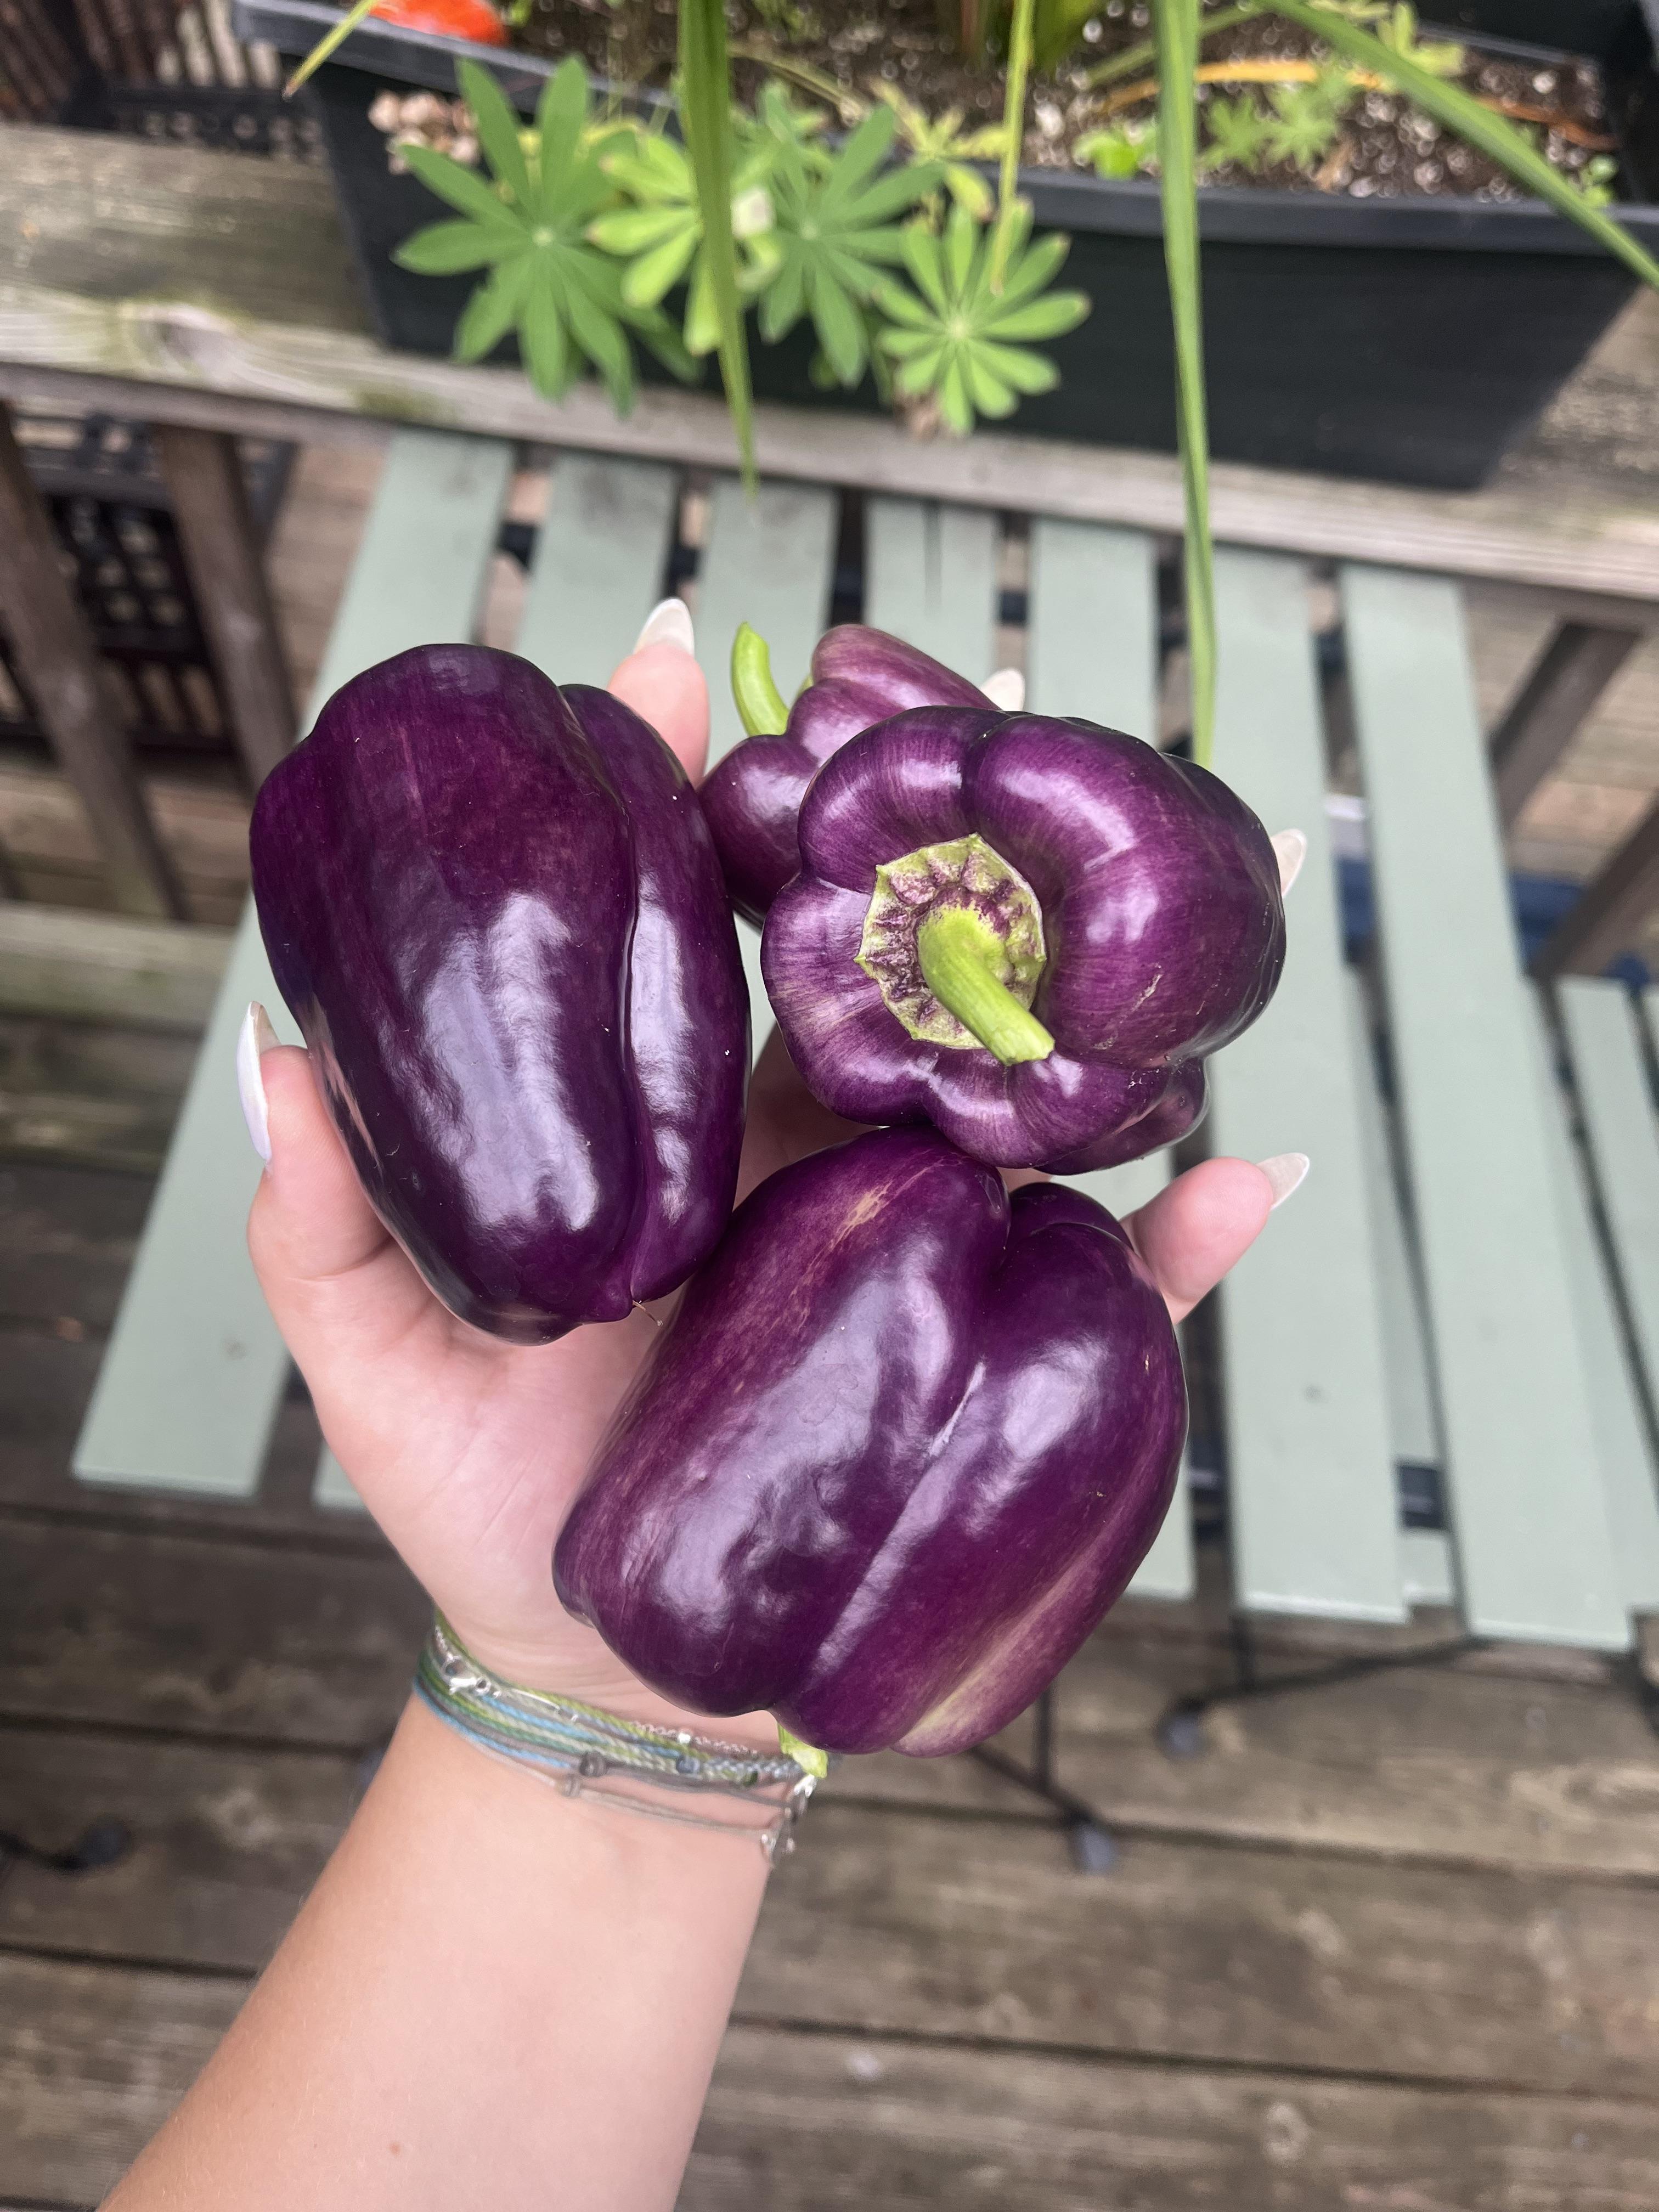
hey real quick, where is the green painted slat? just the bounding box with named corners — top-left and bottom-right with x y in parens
top-left (1561, 979), bottom-right (1659, 1407)
top-left (1400, 1529), bottom-right (1457, 1609)
top-left (697, 477), bottom-right (838, 1058)
top-left (75, 431), bottom-right (515, 1499)
top-left (865, 499), bottom-right (1000, 681)
top-left (1026, 519), bottom-right (1158, 737)
top-left (1076, 1150), bottom-right (1194, 1601)
top-left (1346, 972), bottom-right (1441, 1474)
top-left (1342, 565), bottom-right (1627, 1649)
top-left (1207, 550), bottom-right (1404, 1623)
top-left (514, 454), bottom-right (679, 686)
top-left (1025, 517), bottom-right (1188, 1596)
top-left (1534, 985), bottom-right (1659, 1611)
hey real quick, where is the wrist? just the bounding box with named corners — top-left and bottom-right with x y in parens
top-left (416, 1619), bottom-right (819, 1857)
top-left (444, 1620), bottom-right (787, 1758)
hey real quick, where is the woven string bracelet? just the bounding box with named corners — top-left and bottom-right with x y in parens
top-left (415, 1617), bottom-right (820, 1860)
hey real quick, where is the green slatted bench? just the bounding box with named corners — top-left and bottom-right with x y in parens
top-left (76, 426), bottom-right (1659, 1698)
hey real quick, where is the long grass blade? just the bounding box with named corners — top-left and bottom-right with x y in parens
top-left (990, 0), bottom-right (1037, 292)
top-left (1268, 0), bottom-right (1659, 290)
top-left (1152, 0), bottom-right (1216, 770)
top-left (284, 0), bottom-right (379, 94)
top-left (679, 0), bottom-right (757, 489)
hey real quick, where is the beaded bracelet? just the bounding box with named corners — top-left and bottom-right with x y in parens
top-left (415, 1617), bottom-right (819, 1860)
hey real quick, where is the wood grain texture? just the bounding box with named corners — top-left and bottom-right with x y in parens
top-left (0, 905), bottom-right (230, 1031)
top-left (690, 2027), bottom-right (1659, 2212)
top-left (151, 424), bottom-right (296, 791)
top-left (5, 1504), bottom-right (1657, 1880)
top-left (0, 1724), bottom-right (352, 1970)
top-left (1489, 621), bottom-right (1642, 827)
top-left (0, 1514), bottom-right (426, 1746)
top-left (4, 1702), bottom-right (1659, 2096)
top-left (745, 1799), bottom-right (1659, 2096)
top-left (0, 405), bottom-right (179, 918)
top-left (8, 1959), bottom-right (1657, 2212)
top-left (0, 1013), bottom-right (196, 1175)
top-left (4, 127), bottom-right (1659, 603)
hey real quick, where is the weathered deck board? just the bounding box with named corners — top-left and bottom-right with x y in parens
top-left (7, 1957), bottom-right (1656, 2212)
top-left (3, 1720), bottom-right (1658, 2097)
top-left (4, 1511), bottom-right (1658, 1880)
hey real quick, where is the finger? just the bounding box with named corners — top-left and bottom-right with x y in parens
top-left (241, 1007), bottom-right (442, 1380)
top-left (1124, 1154), bottom-right (1301, 1323)
top-left (608, 597), bottom-right (709, 785)
top-left (737, 1025), bottom-right (865, 1200)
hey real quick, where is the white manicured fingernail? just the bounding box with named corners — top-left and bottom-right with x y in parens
top-left (1272, 829), bottom-right (1307, 897)
top-left (236, 1001), bottom-right (279, 1165)
top-left (1258, 1152), bottom-right (1309, 1209)
top-left (983, 667), bottom-right (1025, 712)
top-left (634, 596), bottom-right (695, 656)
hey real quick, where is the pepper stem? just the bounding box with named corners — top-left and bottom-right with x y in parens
top-left (916, 907), bottom-right (1054, 1066)
top-left (731, 622), bottom-right (789, 737)
top-left (777, 1723), bottom-right (828, 1779)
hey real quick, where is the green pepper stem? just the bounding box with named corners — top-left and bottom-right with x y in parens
top-left (731, 622), bottom-right (789, 737)
top-left (916, 907), bottom-right (1054, 1066)
top-left (777, 1723), bottom-right (828, 1779)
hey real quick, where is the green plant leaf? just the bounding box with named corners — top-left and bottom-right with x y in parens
top-left (1153, 0), bottom-right (1216, 770)
top-left (869, 196), bottom-right (1088, 435)
top-left (618, 223), bottom-right (702, 308)
top-left (399, 144), bottom-right (523, 231)
top-left (1263, 76), bottom-right (1351, 172)
top-left (520, 266), bottom-right (573, 397)
top-left (759, 112), bottom-right (936, 381)
top-left (983, 286), bottom-right (1088, 340)
top-left (810, 266), bottom-right (868, 383)
top-left (587, 204), bottom-right (690, 256)
top-left (679, 0), bottom-right (757, 487)
top-left (1269, 0), bottom-right (1659, 291)
top-left (535, 58), bottom-right (592, 214)
top-left (454, 254), bottom-right (533, 364)
top-left (563, 272), bottom-right (635, 412)
top-left (456, 58), bottom-right (533, 211)
top-left (1201, 93), bottom-right (1273, 173)
top-left (394, 220), bottom-right (526, 276)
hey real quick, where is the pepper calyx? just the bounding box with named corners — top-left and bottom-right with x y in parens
top-left (857, 833), bottom-right (1053, 1063)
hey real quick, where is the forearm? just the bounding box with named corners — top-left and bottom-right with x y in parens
top-left (107, 1695), bottom-right (771, 2212)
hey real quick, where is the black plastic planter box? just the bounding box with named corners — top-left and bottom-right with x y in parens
top-left (238, 0), bottom-right (1659, 489)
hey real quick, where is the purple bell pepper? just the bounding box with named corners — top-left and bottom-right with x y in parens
top-left (554, 1125), bottom-right (1186, 1758)
top-left (760, 706), bottom-right (1285, 1171)
top-left (701, 624), bottom-right (990, 925)
top-left (250, 644), bottom-right (748, 1345)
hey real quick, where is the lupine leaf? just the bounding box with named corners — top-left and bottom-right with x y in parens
top-left (456, 59), bottom-right (533, 211)
top-left (399, 144), bottom-right (522, 229)
top-left (454, 255), bottom-right (534, 364)
top-left (394, 220), bottom-right (526, 276)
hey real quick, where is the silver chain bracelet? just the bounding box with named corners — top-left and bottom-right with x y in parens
top-left (415, 1618), bottom-right (820, 1861)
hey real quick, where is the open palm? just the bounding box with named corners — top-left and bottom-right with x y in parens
top-left (246, 627), bottom-right (1285, 1741)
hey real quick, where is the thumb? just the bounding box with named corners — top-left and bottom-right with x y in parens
top-left (240, 1004), bottom-right (439, 1382)
top-left (607, 597), bottom-right (709, 784)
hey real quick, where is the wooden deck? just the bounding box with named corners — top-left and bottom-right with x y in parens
top-left (3, 1131), bottom-right (1659, 2204)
